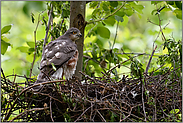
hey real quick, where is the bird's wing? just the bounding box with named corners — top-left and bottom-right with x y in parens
top-left (40, 39), bottom-right (77, 77)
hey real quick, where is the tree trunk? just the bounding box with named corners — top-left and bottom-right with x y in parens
top-left (70, 1), bottom-right (86, 80)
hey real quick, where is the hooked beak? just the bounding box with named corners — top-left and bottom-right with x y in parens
top-left (77, 33), bottom-right (82, 38)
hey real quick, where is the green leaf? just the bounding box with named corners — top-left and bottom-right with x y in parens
top-left (28, 48), bottom-right (35, 54)
top-left (92, 8), bottom-right (100, 16)
top-left (26, 41), bottom-right (35, 48)
top-left (174, 9), bottom-right (182, 19)
top-left (91, 43), bottom-right (99, 59)
top-left (89, 1), bottom-right (99, 8)
top-left (175, 1), bottom-right (182, 10)
top-left (17, 46), bottom-right (29, 53)
top-left (1, 35), bottom-right (10, 42)
top-left (1, 40), bottom-right (11, 55)
top-left (51, 63), bottom-right (57, 71)
top-left (116, 10), bottom-right (125, 17)
top-left (102, 2), bottom-right (109, 12)
top-left (104, 16), bottom-right (116, 26)
top-left (170, 109), bottom-right (179, 114)
top-left (1, 25), bottom-right (12, 35)
top-left (124, 8), bottom-right (134, 16)
top-left (148, 30), bottom-right (159, 35)
top-left (121, 15), bottom-right (129, 26)
top-left (166, 1), bottom-right (174, 5)
top-left (109, 1), bottom-right (118, 7)
top-left (151, 1), bottom-right (163, 5)
top-left (151, 9), bottom-right (157, 15)
top-left (63, 9), bottom-right (70, 18)
top-left (97, 26), bottom-right (110, 39)
top-left (115, 15), bottom-right (124, 22)
top-left (95, 38), bottom-right (103, 48)
top-left (133, 4), bottom-right (144, 13)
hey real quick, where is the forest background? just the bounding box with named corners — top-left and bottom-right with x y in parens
top-left (1, 1), bottom-right (182, 81)
top-left (1, 1), bottom-right (182, 122)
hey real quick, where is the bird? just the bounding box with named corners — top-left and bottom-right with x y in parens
top-left (32, 27), bottom-right (82, 91)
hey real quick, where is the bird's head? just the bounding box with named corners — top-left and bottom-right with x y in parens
top-left (65, 27), bottom-right (82, 41)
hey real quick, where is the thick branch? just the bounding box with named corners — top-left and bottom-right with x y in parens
top-left (70, 1), bottom-right (86, 79)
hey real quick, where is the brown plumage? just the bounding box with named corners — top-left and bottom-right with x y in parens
top-left (33, 27), bottom-right (82, 91)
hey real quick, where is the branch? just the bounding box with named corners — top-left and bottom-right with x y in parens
top-left (155, 4), bottom-right (166, 41)
top-left (141, 76), bottom-right (147, 121)
top-left (106, 52), bottom-right (144, 75)
top-left (1, 68), bottom-right (8, 86)
top-left (50, 98), bottom-right (54, 122)
top-left (145, 45), bottom-right (157, 75)
top-left (3, 80), bottom-right (65, 121)
top-left (29, 11), bottom-right (45, 80)
top-left (111, 21), bottom-right (119, 50)
top-left (9, 107), bottom-right (49, 122)
top-left (84, 23), bottom-right (98, 39)
top-left (74, 103), bottom-right (94, 122)
top-left (87, 1), bottom-right (127, 25)
top-left (42, 3), bottom-right (53, 58)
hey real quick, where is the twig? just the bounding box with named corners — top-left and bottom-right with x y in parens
top-left (3, 80), bottom-right (65, 121)
top-left (29, 11), bottom-right (45, 79)
top-left (120, 106), bottom-right (132, 122)
top-left (84, 23), bottom-right (98, 39)
top-left (74, 104), bottom-right (94, 122)
top-left (106, 52), bottom-right (144, 74)
top-left (150, 63), bottom-right (166, 76)
top-left (154, 86), bottom-right (157, 121)
top-left (96, 110), bottom-right (106, 122)
top-left (109, 21), bottom-right (119, 70)
top-left (9, 107), bottom-right (49, 122)
top-left (141, 82), bottom-right (146, 122)
top-left (145, 45), bottom-right (157, 75)
top-left (42, 3), bottom-right (53, 57)
top-left (157, 8), bottom-right (166, 41)
top-left (112, 21), bottom-right (119, 50)
top-left (117, 52), bottom-right (160, 56)
top-left (87, 1), bottom-right (127, 24)
top-left (50, 11), bottom-right (53, 41)
top-left (140, 69), bottom-right (147, 122)
top-left (50, 98), bottom-right (54, 122)
top-left (35, 92), bottom-right (63, 104)
top-left (1, 68), bottom-right (8, 87)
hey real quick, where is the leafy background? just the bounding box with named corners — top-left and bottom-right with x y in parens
top-left (1, 1), bottom-right (182, 122)
top-left (1, 1), bottom-right (182, 81)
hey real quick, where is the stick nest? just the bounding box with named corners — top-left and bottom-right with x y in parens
top-left (1, 67), bottom-right (182, 122)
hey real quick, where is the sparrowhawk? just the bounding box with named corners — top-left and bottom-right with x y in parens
top-left (33, 27), bottom-right (82, 91)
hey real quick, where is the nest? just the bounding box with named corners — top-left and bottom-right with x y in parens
top-left (1, 65), bottom-right (182, 122)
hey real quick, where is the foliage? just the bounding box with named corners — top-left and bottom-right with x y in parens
top-left (1, 1), bottom-right (182, 122)
top-left (1, 25), bottom-right (12, 55)
top-left (157, 39), bottom-right (182, 69)
top-left (152, 1), bottom-right (182, 19)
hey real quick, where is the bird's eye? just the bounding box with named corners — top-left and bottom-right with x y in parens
top-left (72, 31), bottom-right (77, 34)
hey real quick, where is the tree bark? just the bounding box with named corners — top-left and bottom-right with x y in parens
top-left (70, 1), bottom-right (86, 80)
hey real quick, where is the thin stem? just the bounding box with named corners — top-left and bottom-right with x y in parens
top-left (112, 21), bottom-right (119, 50)
top-left (29, 11), bottom-right (45, 80)
top-left (42, 3), bottom-right (53, 58)
top-left (87, 1), bottom-right (127, 25)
